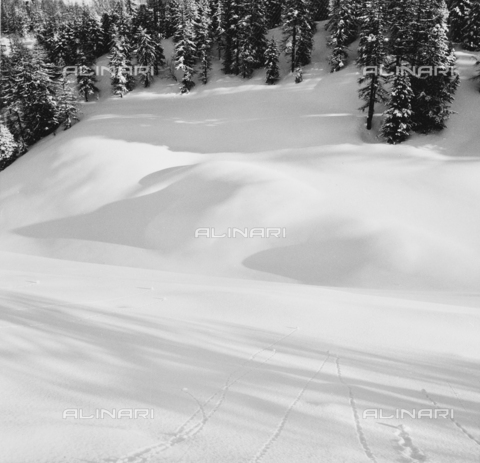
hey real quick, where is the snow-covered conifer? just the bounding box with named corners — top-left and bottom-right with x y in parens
top-left (381, 74), bottom-right (414, 143)
top-left (282, 0), bottom-right (315, 73)
top-left (265, 38), bottom-right (280, 84)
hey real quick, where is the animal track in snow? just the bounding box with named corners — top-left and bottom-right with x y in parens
top-left (110, 328), bottom-right (298, 463)
top-left (249, 351), bottom-right (330, 463)
top-left (422, 388), bottom-right (480, 449)
top-left (394, 424), bottom-right (427, 462)
top-left (335, 356), bottom-right (378, 463)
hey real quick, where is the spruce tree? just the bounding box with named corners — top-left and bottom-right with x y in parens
top-left (410, 0), bottom-right (459, 133)
top-left (174, 2), bottom-right (197, 93)
top-left (381, 74), bottom-right (414, 143)
top-left (77, 65), bottom-right (99, 101)
top-left (448, 0), bottom-right (472, 43)
top-left (265, 38), bottom-right (280, 84)
top-left (109, 30), bottom-right (135, 97)
top-left (0, 124), bottom-right (18, 171)
top-left (238, 0), bottom-right (268, 78)
top-left (153, 33), bottom-right (166, 76)
top-left (57, 73), bottom-right (79, 130)
top-left (218, 0), bottom-right (242, 74)
top-left (326, 0), bottom-right (358, 72)
top-left (196, 0), bottom-right (213, 84)
top-left (282, 0), bottom-right (315, 74)
top-left (135, 27), bottom-right (157, 87)
top-left (356, 0), bottom-right (388, 130)
top-left (462, 0), bottom-right (480, 50)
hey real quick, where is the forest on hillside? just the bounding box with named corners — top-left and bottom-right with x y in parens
top-left (1, 0), bottom-right (480, 171)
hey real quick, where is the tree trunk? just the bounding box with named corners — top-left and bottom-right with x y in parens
top-left (366, 75), bottom-right (377, 130)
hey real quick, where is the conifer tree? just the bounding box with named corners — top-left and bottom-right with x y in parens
top-left (410, 0), bottom-right (459, 133)
top-left (356, 0), bottom-right (388, 130)
top-left (265, 37), bottom-right (280, 84)
top-left (57, 73), bottom-right (79, 130)
top-left (77, 65), bottom-right (99, 101)
top-left (218, 0), bottom-right (242, 74)
top-left (282, 0), bottom-right (315, 73)
top-left (2, 44), bottom-right (78, 144)
top-left (109, 29), bottom-right (135, 97)
top-left (238, 0), bottom-right (268, 78)
top-left (0, 124), bottom-right (18, 171)
top-left (327, 0), bottom-right (358, 71)
top-left (448, 0), bottom-right (472, 42)
top-left (164, 0), bottom-right (181, 39)
top-left (135, 27), bottom-right (157, 87)
top-left (381, 73), bottom-right (414, 143)
top-left (174, 2), bottom-right (197, 93)
top-left (196, 0), bottom-right (213, 84)
top-left (462, 0), bottom-right (480, 50)
top-left (153, 33), bottom-right (166, 76)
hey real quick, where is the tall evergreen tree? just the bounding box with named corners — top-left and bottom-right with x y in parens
top-left (265, 37), bottom-right (280, 84)
top-left (174, 1), bottom-right (197, 93)
top-left (381, 73), bottom-right (414, 143)
top-left (462, 0), bottom-right (480, 50)
top-left (109, 29), bottom-right (135, 97)
top-left (135, 27), bottom-right (157, 87)
top-left (448, 0), bottom-right (472, 42)
top-left (0, 124), bottom-right (18, 171)
top-left (410, 0), bottom-right (459, 133)
top-left (282, 0), bottom-right (315, 74)
top-left (326, 0), bottom-right (358, 72)
top-left (356, 0), bottom-right (388, 130)
top-left (238, 0), bottom-right (268, 78)
top-left (77, 65), bottom-right (99, 101)
top-left (196, 0), bottom-right (213, 84)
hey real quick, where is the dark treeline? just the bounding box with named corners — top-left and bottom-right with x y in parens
top-left (1, 0), bottom-right (479, 171)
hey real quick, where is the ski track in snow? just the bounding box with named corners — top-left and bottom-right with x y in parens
top-left (109, 328), bottom-right (298, 463)
top-left (394, 424), bottom-right (427, 462)
top-left (248, 351), bottom-right (331, 463)
top-left (422, 388), bottom-right (480, 449)
top-left (335, 356), bottom-right (378, 463)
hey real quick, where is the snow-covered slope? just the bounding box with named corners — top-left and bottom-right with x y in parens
top-left (0, 24), bottom-right (479, 463)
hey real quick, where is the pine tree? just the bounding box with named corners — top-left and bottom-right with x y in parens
top-left (356, 0), bottom-right (388, 130)
top-left (410, 0), bottom-right (459, 133)
top-left (153, 33), bottom-right (166, 76)
top-left (196, 0), bottom-right (213, 84)
top-left (1, 44), bottom-right (78, 145)
top-left (265, 37), bottom-right (280, 84)
top-left (381, 73), bottom-right (414, 143)
top-left (386, 0), bottom-right (417, 66)
top-left (282, 0), bottom-right (315, 74)
top-left (135, 27), bottom-right (157, 87)
top-left (326, 0), bottom-right (358, 72)
top-left (57, 73), bottom-right (79, 130)
top-left (109, 30), bottom-right (135, 97)
top-left (218, 0), bottom-right (242, 74)
top-left (77, 8), bottom-right (104, 64)
top-left (238, 0), bottom-right (268, 78)
top-left (77, 65), bottom-right (99, 101)
top-left (448, 0), bottom-right (472, 42)
top-left (164, 0), bottom-right (181, 39)
top-left (295, 66), bottom-right (303, 83)
top-left (462, 0), bottom-right (480, 50)
top-left (174, 2), bottom-right (197, 93)
top-left (0, 124), bottom-right (18, 171)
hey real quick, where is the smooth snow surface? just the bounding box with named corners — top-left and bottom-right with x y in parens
top-left (1, 25), bottom-right (479, 463)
